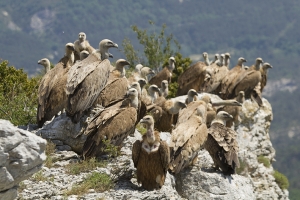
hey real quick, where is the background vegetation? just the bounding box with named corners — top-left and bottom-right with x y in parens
top-left (0, 1), bottom-right (299, 199)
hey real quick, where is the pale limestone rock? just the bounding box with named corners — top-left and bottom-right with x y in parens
top-left (34, 113), bottom-right (87, 154)
top-left (0, 119), bottom-right (46, 200)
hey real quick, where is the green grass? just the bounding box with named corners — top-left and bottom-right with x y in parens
top-left (44, 140), bottom-right (56, 168)
top-left (64, 172), bottom-right (113, 196)
top-left (66, 158), bottom-right (107, 175)
top-left (257, 155), bottom-right (270, 168)
top-left (236, 158), bottom-right (247, 175)
top-left (273, 170), bottom-right (289, 190)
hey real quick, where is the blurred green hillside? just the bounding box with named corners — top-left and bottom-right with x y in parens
top-left (0, 1), bottom-right (299, 199)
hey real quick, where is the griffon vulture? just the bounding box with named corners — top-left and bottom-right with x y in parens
top-left (66, 39), bottom-right (118, 123)
top-left (74, 32), bottom-right (95, 61)
top-left (169, 100), bottom-right (208, 174)
top-left (204, 111), bottom-right (240, 175)
top-left (149, 57), bottom-right (176, 86)
top-left (37, 43), bottom-right (75, 127)
top-left (82, 88), bottom-right (139, 159)
top-left (132, 115), bottom-right (170, 190)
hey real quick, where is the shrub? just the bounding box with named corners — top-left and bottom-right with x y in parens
top-left (273, 170), bottom-right (289, 190)
top-left (257, 155), bottom-right (270, 168)
top-left (236, 158), bottom-right (247, 175)
top-left (0, 60), bottom-right (40, 125)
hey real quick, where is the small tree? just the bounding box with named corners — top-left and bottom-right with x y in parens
top-left (122, 21), bottom-right (181, 71)
top-left (0, 60), bottom-right (40, 125)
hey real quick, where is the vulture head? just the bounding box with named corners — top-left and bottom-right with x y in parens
top-left (65, 43), bottom-right (75, 53)
top-left (262, 62), bottom-right (273, 70)
top-left (214, 53), bottom-right (220, 60)
top-left (38, 58), bottom-right (51, 73)
top-left (99, 39), bottom-right (118, 60)
top-left (202, 52), bottom-right (208, 60)
top-left (148, 85), bottom-right (161, 100)
top-left (115, 59), bottom-right (130, 77)
top-left (80, 50), bottom-right (89, 60)
top-left (78, 32), bottom-right (86, 42)
top-left (140, 115), bottom-right (156, 143)
top-left (130, 82), bottom-right (141, 96)
top-left (140, 67), bottom-right (155, 77)
top-left (237, 57), bottom-right (247, 66)
top-left (135, 64), bottom-right (144, 73)
top-left (211, 111), bottom-right (233, 126)
top-left (137, 78), bottom-right (147, 89)
top-left (237, 91), bottom-right (245, 103)
top-left (187, 89), bottom-right (198, 104)
top-left (255, 57), bottom-right (264, 69)
top-left (220, 54), bottom-right (225, 65)
top-left (125, 88), bottom-right (139, 109)
top-left (168, 57), bottom-right (176, 71)
top-left (161, 80), bottom-right (168, 90)
top-left (225, 53), bottom-right (231, 59)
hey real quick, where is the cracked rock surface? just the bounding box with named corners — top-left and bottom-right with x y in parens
top-left (0, 120), bottom-right (47, 200)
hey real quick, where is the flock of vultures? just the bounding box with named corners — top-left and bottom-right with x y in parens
top-left (36, 32), bottom-right (272, 190)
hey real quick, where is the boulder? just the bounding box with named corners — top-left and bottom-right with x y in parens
top-left (0, 120), bottom-right (46, 200)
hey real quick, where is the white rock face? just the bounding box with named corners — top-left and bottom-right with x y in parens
top-left (236, 98), bottom-right (289, 200)
top-left (0, 120), bottom-right (47, 200)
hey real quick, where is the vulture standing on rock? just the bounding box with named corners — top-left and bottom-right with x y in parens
top-left (37, 43), bottom-right (75, 127)
top-left (220, 57), bottom-right (247, 99)
top-left (259, 62), bottom-right (273, 93)
top-left (132, 115), bottom-right (170, 190)
top-left (66, 39), bottom-right (118, 123)
top-left (185, 89), bottom-right (198, 104)
top-left (148, 99), bottom-right (187, 132)
top-left (169, 100), bottom-right (208, 174)
top-left (82, 88), bottom-right (139, 159)
top-left (176, 59), bottom-right (208, 96)
top-left (204, 111), bottom-right (240, 175)
top-left (93, 59), bottom-right (130, 108)
top-left (149, 56), bottom-right (176, 86)
top-left (74, 32), bottom-right (95, 61)
top-left (229, 58), bottom-right (264, 105)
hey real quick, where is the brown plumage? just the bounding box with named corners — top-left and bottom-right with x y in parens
top-left (260, 63), bottom-right (273, 93)
top-left (176, 61), bottom-right (208, 96)
top-left (213, 99), bottom-right (243, 128)
top-left (204, 111), bottom-right (240, 175)
top-left (132, 115), bottom-right (170, 190)
top-left (74, 32), bottom-right (95, 61)
top-left (228, 58), bottom-right (264, 105)
top-left (37, 43), bottom-right (75, 127)
top-left (185, 89), bottom-right (198, 104)
top-left (93, 77), bottom-right (129, 108)
top-left (149, 57), bottom-right (175, 86)
top-left (83, 88), bottom-right (138, 159)
top-left (220, 57), bottom-right (247, 99)
top-left (202, 62), bottom-right (229, 94)
top-left (66, 39), bottom-right (118, 123)
top-left (148, 100), bottom-right (186, 132)
top-left (169, 100), bottom-right (208, 174)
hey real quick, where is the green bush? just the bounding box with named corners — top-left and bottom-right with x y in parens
top-left (257, 155), bottom-right (271, 168)
top-left (273, 170), bottom-right (289, 190)
top-left (0, 60), bottom-right (40, 125)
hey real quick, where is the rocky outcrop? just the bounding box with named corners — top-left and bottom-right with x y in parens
top-left (14, 96), bottom-right (289, 199)
top-left (34, 113), bottom-right (87, 153)
top-left (236, 98), bottom-right (289, 199)
top-left (0, 120), bottom-right (47, 200)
